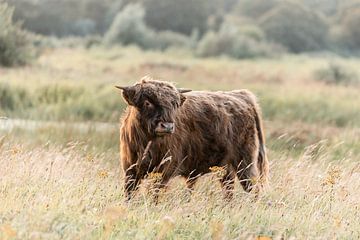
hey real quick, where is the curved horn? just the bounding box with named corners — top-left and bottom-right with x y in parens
top-left (115, 86), bottom-right (128, 90)
top-left (178, 88), bottom-right (192, 93)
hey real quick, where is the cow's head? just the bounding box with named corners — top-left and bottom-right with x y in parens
top-left (116, 77), bottom-right (191, 138)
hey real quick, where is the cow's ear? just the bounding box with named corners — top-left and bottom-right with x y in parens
top-left (180, 94), bottom-right (187, 106)
top-left (115, 86), bottom-right (136, 106)
top-left (178, 88), bottom-right (191, 106)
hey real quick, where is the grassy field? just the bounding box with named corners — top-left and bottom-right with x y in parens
top-left (1, 47), bottom-right (360, 239)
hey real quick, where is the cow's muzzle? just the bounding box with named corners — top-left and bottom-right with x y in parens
top-left (155, 122), bottom-right (175, 136)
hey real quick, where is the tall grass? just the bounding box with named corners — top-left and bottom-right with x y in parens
top-left (0, 138), bottom-right (359, 239)
top-left (0, 2), bottom-right (34, 66)
top-left (2, 48), bottom-right (359, 162)
top-left (0, 83), bottom-right (125, 122)
top-left (258, 88), bottom-right (360, 127)
top-left (1, 47), bottom-right (360, 127)
top-left (1, 81), bottom-right (359, 127)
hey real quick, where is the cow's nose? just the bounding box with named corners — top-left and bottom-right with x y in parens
top-left (159, 122), bottom-right (175, 133)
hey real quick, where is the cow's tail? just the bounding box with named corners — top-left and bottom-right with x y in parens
top-left (254, 103), bottom-right (269, 187)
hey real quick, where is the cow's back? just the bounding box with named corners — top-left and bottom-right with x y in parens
top-left (180, 89), bottom-right (257, 135)
top-left (171, 90), bottom-right (258, 175)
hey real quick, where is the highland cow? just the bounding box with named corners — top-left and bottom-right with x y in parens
top-left (117, 77), bottom-right (269, 200)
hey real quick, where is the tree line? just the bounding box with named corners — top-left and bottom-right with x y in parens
top-left (1, 0), bottom-right (360, 66)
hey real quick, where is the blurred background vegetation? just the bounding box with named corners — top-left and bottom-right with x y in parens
top-left (2, 0), bottom-right (360, 64)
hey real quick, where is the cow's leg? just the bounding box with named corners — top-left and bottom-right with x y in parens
top-left (124, 167), bottom-right (141, 201)
top-left (220, 168), bottom-right (235, 200)
top-left (233, 147), bottom-right (260, 193)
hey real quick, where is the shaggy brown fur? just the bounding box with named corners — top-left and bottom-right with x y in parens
top-left (117, 77), bottom-right (269, 200)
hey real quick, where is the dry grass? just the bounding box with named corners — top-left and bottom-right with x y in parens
top-left (0, 138), bottom-right (359, 239)
top-left (1, 47), bottom-right (360, 239)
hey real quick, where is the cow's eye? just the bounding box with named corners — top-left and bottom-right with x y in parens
top-left (144, 100), bottom-right (153, 108)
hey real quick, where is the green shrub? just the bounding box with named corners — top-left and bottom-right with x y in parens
top-left (9, 0), bottom-right (119, 36)
top-left (73, 18), bottom-right (96, 36)
top-left (104, 4), bottom-right (157, 49)
top-left (84, 35), bottom-right (102, 49)
top-left (314, 62), bottom-right (359, 86)
top-left (141, 0), bottom-right (216, 35)
top-left (104, 3), bottom-right (191, 51)
top-left (33, 36), bottom-right (91, 50)
top-left (237, 25), bottom-right (266, 42)
top-left (36, 85), bottom-right (85, 105)
top-left (259, 2), bottom-right (329, 53)
top-left (196, 22), bottom-right (282, 59)
top-left (156, 31), bottom-right (191, 50)
top-left (337, 7), bottom-right (360, 50)
top-left (0, 2), bottom-right (33, 66)
top-left (0, 83), bottom-right (32, 113)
